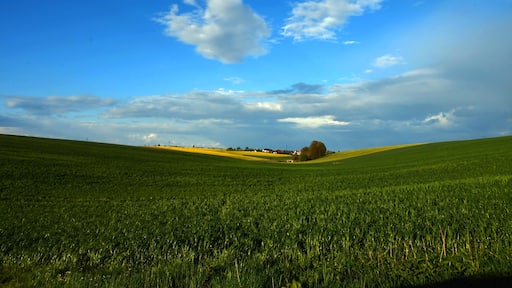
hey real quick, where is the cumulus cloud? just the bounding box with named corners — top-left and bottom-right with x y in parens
top-left (278, 115), bottom-right (350, 128)
top-left (423, 111), bottom-right (455, 127)
top-left (373, 54), bottom-right (406, 68)
top-left (143, 133), bottom-right (158, 143)
top-left (245, 101), bottom-right (282, 112)
top-left (281, 0), bottom-right (382, 41)
top-left (343, 40), bottom-right (360, 45)
top-left (183, 0), bottom-right (198, 6)
top-left (3, 95), bottom-right (115, 116)
top-left (157, 0), bottom-right (270, 63)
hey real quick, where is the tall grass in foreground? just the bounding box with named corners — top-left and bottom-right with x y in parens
top-left (1, 135), bottom-right (511, 287)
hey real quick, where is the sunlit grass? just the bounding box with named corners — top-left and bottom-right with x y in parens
top-left (1, 135), bottom-right (511, 287)
top-left (308, 143), bottom-right (423, 163)
top-left (153, 144), bottom-right (421, 164)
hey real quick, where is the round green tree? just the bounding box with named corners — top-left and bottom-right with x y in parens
top-left (308, 140), bottom-right (327, 160)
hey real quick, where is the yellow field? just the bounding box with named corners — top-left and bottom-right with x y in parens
top-left (152, 143), bottom-right (423, 163)
top-left (306, 143), bottom-right (423, 163)
top-left (152, 146), bottom-right (291, 162)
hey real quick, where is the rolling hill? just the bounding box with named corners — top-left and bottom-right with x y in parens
top-left (1, 134), bottom-right (511, 287)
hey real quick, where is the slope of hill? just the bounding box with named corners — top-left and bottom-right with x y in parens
top-left (152, 143), bottom-right (422, 163)
top-left (1, 134), bottom-right (511, 287)
top-left (307, 143), bottom-right (422, 163)
top-left (152, 145), bottom-right (291, 161)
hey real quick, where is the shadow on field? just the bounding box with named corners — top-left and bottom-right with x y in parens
top-left (401, 275), bottom-right (512, 288)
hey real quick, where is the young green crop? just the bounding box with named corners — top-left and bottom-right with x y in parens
top-left (1, 135), bottom-right (511, 287)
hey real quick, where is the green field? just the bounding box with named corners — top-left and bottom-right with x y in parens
top-left (1, 134), bottom-right (512, 287)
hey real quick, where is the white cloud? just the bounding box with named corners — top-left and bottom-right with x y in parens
top-left (157, 0), bottom-right (270, 63)
top-left (373, 54), bottom-right (406, 68)
top-left (373, 54), bottom-right (405, 68)
top-left (281, 0), bottom-right (383, 41)
top-left (423, 111), bottom-right (455, 127)
top-left (183, 0), bottom-right (198, 6)
top-left (245, 101), bottom-right (282, 112)
top-left (278, 115), bottom-right (350, 128)
top-left (343, 40), bottom-right (360, 45)
top-left (143, 133), bottom-right (158, 143)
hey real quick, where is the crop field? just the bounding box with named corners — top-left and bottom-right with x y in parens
top-left (153, 146), bottom-right (291, 162)
top-left (155, 144), bottom-right (420, 164)
top-left (305, 143), bottom-right (422, 164)
top-left (1, 134), bottom-right (512, 287)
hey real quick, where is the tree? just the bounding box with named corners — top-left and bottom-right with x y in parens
top-left (298, 141), bottom-right (327, 161)
top-left (307, 140), bottom-right (327, 160)
top-left (299, 146), bottom-right (310, 161)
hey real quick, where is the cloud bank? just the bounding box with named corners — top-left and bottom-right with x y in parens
top-left (373, 54), bottom-right (406, 68)
top-left (3, 61), bottom-right (509, 150)
top-left (4, 95), bottom-right (114, 115)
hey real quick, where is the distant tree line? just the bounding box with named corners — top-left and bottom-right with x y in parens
top-left (227, 146), bottom-right (257, 151)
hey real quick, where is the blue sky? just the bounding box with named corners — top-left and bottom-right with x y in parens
top-left (1, 0), bottom-right (511, 150)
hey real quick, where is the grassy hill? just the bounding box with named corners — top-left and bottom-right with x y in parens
top-left (1, 134), bottom-right (511, 287)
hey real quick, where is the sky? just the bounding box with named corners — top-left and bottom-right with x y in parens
top-left (1, 0), bottom-right (511, 151)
